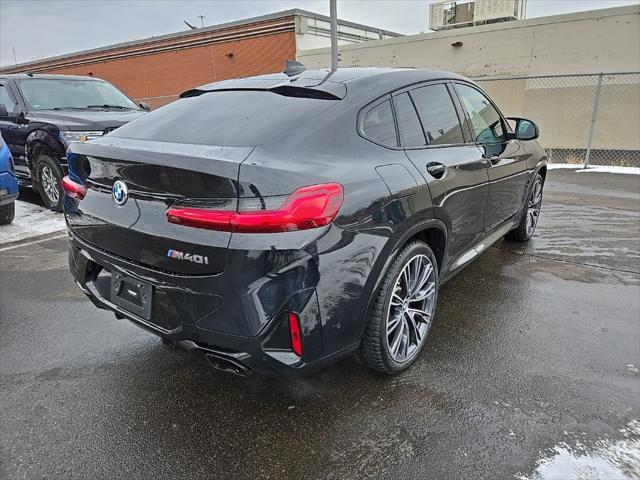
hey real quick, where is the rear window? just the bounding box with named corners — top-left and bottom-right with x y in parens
top-left (111, 90), bottom-right (338, 147)
top-left (393, 93), bottom-right (426, 147)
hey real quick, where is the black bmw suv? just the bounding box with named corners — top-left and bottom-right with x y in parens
top-left (63, 67), bottom-right (546, 377)
top-left (0, 74), bottom-right (148, 211)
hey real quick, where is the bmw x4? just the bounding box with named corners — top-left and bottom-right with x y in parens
top-left (63, 67), bottom-right (546, 377)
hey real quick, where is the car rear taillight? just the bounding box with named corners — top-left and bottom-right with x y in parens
top-left (166, 183), bottom-right (343, 233)
top-left (288, 312), bottom-right (303, 357)
top-left (62, 176), bottom-right (87, 200)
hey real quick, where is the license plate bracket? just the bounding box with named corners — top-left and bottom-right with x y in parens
top-left (111, 273), bottom-right (153, 320)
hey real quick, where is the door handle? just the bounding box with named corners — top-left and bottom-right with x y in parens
top-left (426, 162), bottom-right (446, 178)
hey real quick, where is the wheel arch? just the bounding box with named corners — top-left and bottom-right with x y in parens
top-left (538, 164), bottom-right (547, 183)
top-left (393, 219), bottom-right (448, 272)
top-left (355, 219), bottom-right (449, 344)
top-left (26, 129), bottom-right (64, 171)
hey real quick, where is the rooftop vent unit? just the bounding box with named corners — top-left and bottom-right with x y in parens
top-left (429, 0), bottom-right (527, 31)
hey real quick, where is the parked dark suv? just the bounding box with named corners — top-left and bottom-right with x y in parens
top-left (63, 67), bottom-right (546, 377)
top-left (0, 74), bottom-right (148, 211)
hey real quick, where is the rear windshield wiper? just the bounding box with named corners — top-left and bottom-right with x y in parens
top-left (86, 104), bottom-right (138, 110)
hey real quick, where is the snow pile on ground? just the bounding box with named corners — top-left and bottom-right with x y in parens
top-left (549, 164), bottom-right (640, 175)
top-left (518, 420), bottom-right (640, 480)
top-left (0, 201), bottom-right (66, 245)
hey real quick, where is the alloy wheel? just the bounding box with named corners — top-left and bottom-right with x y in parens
top-left (526, 177), bottom-right (543, 237)
top-left (41, 165), bottom-right (60, 204)
top-left (386, 254), bottom-right (436, 363)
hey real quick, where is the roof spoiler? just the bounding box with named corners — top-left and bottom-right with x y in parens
top-left (180, 85), bottom-right (341, 100)
top-left (283, 60), bottom-right (306, 77)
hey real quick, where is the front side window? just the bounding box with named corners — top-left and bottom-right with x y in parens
top-left (19, 78), bottom-right (140, 111)
top-left (393, 92), bottom-right (426, 147)
top-left (455, 83), bottom-right (506, 144)
top-left (410, 84), bottom-right (465, 145)
top-left (361, 99), bottom-right (397, 147)
top-left (0, 84), bottom-right (16, 116)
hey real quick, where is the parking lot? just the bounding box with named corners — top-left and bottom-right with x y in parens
top-left (1, 168), bottom-right (639, 479)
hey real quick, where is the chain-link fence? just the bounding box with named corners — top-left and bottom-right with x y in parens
top-left (475, 72), bottom-right (640, 167)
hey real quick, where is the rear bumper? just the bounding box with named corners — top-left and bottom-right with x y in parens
top-left (67, 230), bottom-right (357, 378)
top-left (0, 171), bottom-right (19, 205)
top-left (0, 192), bottom-right (18, 206)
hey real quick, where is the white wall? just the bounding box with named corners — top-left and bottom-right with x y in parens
top-left (295, 14), bottom-right (398, 54)
top-left (298, 5), bottom-right (640, 78)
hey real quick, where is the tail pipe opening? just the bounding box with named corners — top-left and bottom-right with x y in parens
top-left (205, 353), bottom-right (253, 377)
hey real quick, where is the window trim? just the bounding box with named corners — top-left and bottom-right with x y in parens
top-left (357, 94), bottom-right (400, 149)
top-left (357, 78), bottom-right (509, 151)
top-left (450, 81), bottom-right (513, 146)
top-left (382, 80), bottom-right (476, 150)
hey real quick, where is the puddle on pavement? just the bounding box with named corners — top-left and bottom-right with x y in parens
top-left (518, 420), bottom-right (640, 480)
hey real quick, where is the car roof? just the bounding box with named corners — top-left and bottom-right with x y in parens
top-left (0, 73), bottom-right (102, 81)
top-left (183, 67), bottom-right (473, 103)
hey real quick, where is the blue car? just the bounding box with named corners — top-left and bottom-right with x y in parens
top-left (0, 132), bottom-right (18, 225)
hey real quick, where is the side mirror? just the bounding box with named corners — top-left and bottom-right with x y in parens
top-left (138, 101), bottom-right (151, 112)
top-left (508, 117), bottom-right (539, 141)
top-left (0, 104), bottom-right (8, 117)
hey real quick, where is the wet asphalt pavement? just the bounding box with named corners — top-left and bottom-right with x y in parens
top-left (1, 169), bottom-right (639, 479)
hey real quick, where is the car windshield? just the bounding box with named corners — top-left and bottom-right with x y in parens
top-left (19, 78), bottom-right (140, 111)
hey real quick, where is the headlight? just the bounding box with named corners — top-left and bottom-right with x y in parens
top-left (60, 131), bottom-right (104, 145)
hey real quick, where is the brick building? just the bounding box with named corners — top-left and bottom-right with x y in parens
top-left (0, 9), bottom-right (399, 108)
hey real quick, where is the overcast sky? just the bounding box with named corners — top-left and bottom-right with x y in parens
top-left (1, 0), bottom-right (637, 66)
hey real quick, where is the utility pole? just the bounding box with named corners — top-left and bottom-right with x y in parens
top-left (198, 15), bottom-right (205, 28)
top-left (329, 0), bottom-right (338, 73)
top-left (584, 73), bottom-right (604, 168)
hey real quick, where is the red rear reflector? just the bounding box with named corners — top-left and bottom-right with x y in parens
top-left (166, 183), bottom-right (343, 233)
top-left (288, 312), bottom-right (303, 357)
top-left (62, 176), bottom-right (87, 200)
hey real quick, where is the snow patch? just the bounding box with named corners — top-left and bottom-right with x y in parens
top-left (518, 420), bottom-right (640, 480)
top-left (0, 201), bottom-right (66, 245)
top-left (548, 164), bottom-right (640, 175)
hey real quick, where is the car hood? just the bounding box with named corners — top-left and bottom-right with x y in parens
top-left (29, 110), bottom-right (147, 131)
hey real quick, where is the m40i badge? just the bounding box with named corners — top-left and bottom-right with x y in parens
top-left (166, 249), bottom-right (209, 265)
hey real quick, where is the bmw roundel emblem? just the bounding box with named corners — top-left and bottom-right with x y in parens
top-left (112, 180), bottom-right (129, 206)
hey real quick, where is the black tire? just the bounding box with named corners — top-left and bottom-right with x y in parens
top-left (161, 337), bottom-right (178, 349)
top-left (35, 154), bottom-right (63, 212)
top-left (359, 241), bottom-right (439, 375)
top-left (506, 173), bottom-right (544, 242)
top-left (0, 201), bottom-right (15, 225)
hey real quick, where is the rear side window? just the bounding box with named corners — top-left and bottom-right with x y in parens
top-left (111, 90), bottom-right (338, 147)
top-left (360, 99), bottom-right (397, 147)
top-left (454, 83), bottom-right (506, 144)
top-left (393, 93), bottom-right (426, 147)
top-left (410, 84), bottom-right (465, 145)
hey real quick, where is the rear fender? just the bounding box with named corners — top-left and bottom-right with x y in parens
top-left (355, 218), bottom-right (448, 342)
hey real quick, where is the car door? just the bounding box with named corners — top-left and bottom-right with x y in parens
top-left (0, 80), bottom-right (20, 157)
top-left (452, 82), bottom-right (532, 233)
top-left (0, 80), bottom-right (29, 178)
top-left (399, 82), bottom-right (490, 269)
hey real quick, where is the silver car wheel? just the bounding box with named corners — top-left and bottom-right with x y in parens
top-left (526, 177), bottom-right (543, 237)
top-left (41, 165), bottom-right (60, 204)
top-left (386, 254), bottom-right (436, 363)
